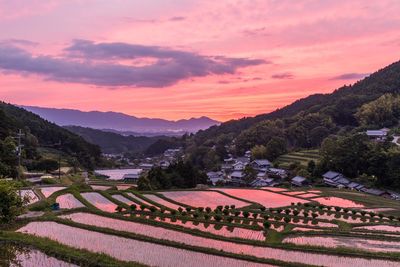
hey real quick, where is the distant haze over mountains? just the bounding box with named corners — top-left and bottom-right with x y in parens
top-left (22, 106), bottom-right (220, 134)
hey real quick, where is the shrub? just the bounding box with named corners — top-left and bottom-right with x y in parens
top-left (274, 216), bottom-right (281, 221)
top-left (293, 210), bottom-right (299, 216)
top-left (263, 214), bottom-right (269, 220)
top-left (171, 210), bottom-right (177, 215)
top-left (204, 214), bottom-right (210, 220)
top-left (243, 211), bottom-right (250, 218)
top-left (334, 207), bottom-right (341, 212)
top-left (205, 207), bottom-right (212, 213)
top-left (140, 204), bottom-right (146, 211)
top-left (226, 217), bottom-right (234, 223)
top-left (361, 211), bottom-right (367, 216)
top-left (149, 206), bottom-right (157, 212)
top-left (303, 212), bottom-right (309, 218)
top-left (378, 213), bottom-right (384, 219)
top-left (181, 211), bottom-right (187, 216)
top-left (193, 213), bottom-right (199, 218)
top-left (291, 202), bottom-right (295, 206)
top-left (259, 206), bottom-right (266, 211)
top-left (252, 213), bottom-right (258, 219)
top-left (263, 221), bottom-right (271, 229)
top-left (343, 208), bottom-right (349, 213)
top-left (160, 208), bottom-right (165, 213)
top-left (304, 203), bottom-right (310, 207)
top-left (217, 205), bottom-right (223, 211)
top-left (389, 215), bottom-right (395, 220)
top-left (214, 214), bottom-right (222, 221)
top-left (276, 208), bottom-right (283, 213)
top-left (178, 207), bottom-right (183, 213)
top-left (224, 205), bottom-right (230, 210)
top-left (312, 213), bottom-right (318, 219)
top-left (230, 205), bottom-right (236, 209)
top-left (284, 217), bottom-right (291, 223)
top-left (284, 209), bottom-right (291, 215)
top-left (351, 210), bottom-right (357, 215)
top-left (234, 211), bottom-right (241, 216)
top-left (198, 207), bottom-right (204, 212)
top-left (186, 207), bottom-right (192, 212)
top-left (223, 209), bottom-right (230, 215)
top-left (130, 204), bottom-right (137, 211)
top-left (115, 206), bottom-right (123, 212)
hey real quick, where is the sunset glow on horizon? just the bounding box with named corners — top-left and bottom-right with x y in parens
top-left (1, 0), bottom-right (400, 121)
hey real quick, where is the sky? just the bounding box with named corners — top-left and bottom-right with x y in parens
top-left (0, 0), bottom-right (400, 121)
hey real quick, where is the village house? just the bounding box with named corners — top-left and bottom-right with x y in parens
top-left (250, 177), bottom-right (275, 187)
top-left (291, 176), bottom-right (309, 187)
top-left (366, 128), bottom-right (390, 141)
top-left (207, 171), bottom-right (224, 185)
top-left (267, 168), bottom-right (288, 179)
top-left (122, 169), bottom-right (143, 183)
top-left (322, 171), bottom-right (350, 187)
top-left (250, 159), bottom-right (272, 170)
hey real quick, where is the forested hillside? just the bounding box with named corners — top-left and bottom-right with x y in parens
top-left (64, 125), bottom-right (168, 155)
top-left (185, 60), bottom-right (400, 189)
top-left (0, 102), bottom-right (102, 177)
top-left (189, 60), bottom-right (400, 153)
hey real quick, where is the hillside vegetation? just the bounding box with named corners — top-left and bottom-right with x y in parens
top-left (0, 102), bottom-right (102, 177)
top-left (184, 60), bottom-right (400, 189)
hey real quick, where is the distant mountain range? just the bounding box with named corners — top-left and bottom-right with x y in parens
top-left (21, 106), bottom-right (220, 134)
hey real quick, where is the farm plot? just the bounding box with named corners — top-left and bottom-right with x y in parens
top-left (90, 185), bottom-right (111, 191)
top-left (20, 189), bottom-right (39, 204)
top-left (313, 197), bottom-right (364, 208)
top-left (160, 191), bottom-right (250, 209)
top-left (297, 193), bottom-right (319, 198)
top-left (0, 243), bottom-right (77, 267)
top-left (17, 221), bottom-right (400, 267)
top-left (283, 235), bottom-right (400, 253)
top-left (143, 194), bottom-right (183, 210)
top-left (276, 150), bottom-right (321, 167)
top-left (81, 192), bottom-right (118, 212)
top-left (216, 189), bottom-right (308, 208)
top-left (17, 221), bottom-right (270, 267)
top-left (56, 194), bottom-right (85, 209)
top-left (40, 186), bottom-right (66, 198)
top-left (112, 194), bottom-right (137, 206)
top-left (284, 191), bottom-right (307, 196)
top-left (125, 193), bottom-right (154, 206)
top-left (353, 225), bottom-right (400, 233)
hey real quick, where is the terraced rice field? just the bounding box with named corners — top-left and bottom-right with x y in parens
top-left (56, 194), bottom-right (85, 209)
top-left (160, 191), bottom-right (250, 209)
top-left (313, 197), bottom-right (364, 208)
top-left (284, 191), bottom-right (307, 196)
top-left (276, 150), bottom-right (321, 167)
top-left (283, 235), bottom-right (400, 253)
top-left (112, 194), bottom-right (137, 206)
top-left (153, 216), bottom-right (266, 240)
top-left (18, 221), bottom-right (400, 267)
top-left (0, 243), bottom-right (77, 267)
top-left (353, 225), bottom-right (400, 233)
top-left (40, 186), bottom-right (66, 198)
top-left (261, 187), bottom-right (288, 192)
top-left (17, 221), bottom-right (271, 267)
top-left (90, 185), bottom-right (111, 191)
top-left (116, 184), bottom-right (132, 190)
top-left (125, 193), bottom-right (154, 206)
top-left (20, 189), bottom-right (39, 204)
top-left (298, 193), bottom-right (319, 198)
top-left (81, 192), bottom-right (118, 212)
top-left (143, 194), bottom-right (183, 210)
top-left (216, 189), bottom-right (309, 208)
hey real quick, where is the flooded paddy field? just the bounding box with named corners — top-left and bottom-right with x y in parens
top-left (283, 235), bottom-right (400, 253)
top-left (160, 191), bottom-right (250, 209)
top-left (40, 186), bottom-right (66, 198)
top-left (143, 194), bottom-right (183, 210)
top-left (17, 221), bottom-right (271, 267)
top-left (0, 243), bottom-right (77, 267)
top-left (81, 192), bottom-right (118, 212)
top-left (216, 189), bottom-right (309, 208)
top-left (17, 221), bottom-right (400, 267)
top-left (56, 194), bottom-right (85, 209)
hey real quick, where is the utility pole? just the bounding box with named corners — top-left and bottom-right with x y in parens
top-left (15, 129), bottom-right (23, 197)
